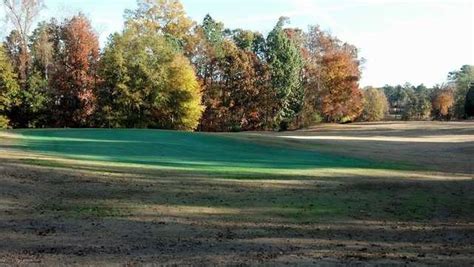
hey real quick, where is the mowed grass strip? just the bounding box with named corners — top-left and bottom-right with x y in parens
top-left (6, 129), bottom-right (393, 174)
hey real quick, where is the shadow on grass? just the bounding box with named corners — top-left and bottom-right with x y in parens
top-left (0, 161), bottom-right (473, 265)
top-left (2, 159), bottom-right (473, 223)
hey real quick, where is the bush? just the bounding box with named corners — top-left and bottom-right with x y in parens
top-left (340, 116), bottom-right (353, 124)
top-left (311, 113), bottom-right (324, 124)
top-left (0, 115), bottom-right (10, 129)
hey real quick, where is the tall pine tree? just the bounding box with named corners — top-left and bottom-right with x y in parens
top-left (266, 17), bottom-right (303, 130)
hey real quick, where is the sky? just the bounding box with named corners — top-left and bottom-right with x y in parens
top-left (2, 0), bottom-right (473, 87)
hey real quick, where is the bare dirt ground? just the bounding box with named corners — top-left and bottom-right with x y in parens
top-left (0, 122), bottom-right (473, 266)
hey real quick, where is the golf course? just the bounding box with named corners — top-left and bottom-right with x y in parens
top-left (0, 121), bottom-right (473, 265)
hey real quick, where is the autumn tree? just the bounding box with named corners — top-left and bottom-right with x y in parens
top-left (360, 87), bottom-right (388, 121)
top-left (300, 26), bottom-right (365, 124)
top-left (50, 14), bottom-right (100, 127)
top-left (1, 1), bottom-right (376, 130)
top-left (431, 85), bottom-right (455, 120)
top-left (199, 40), bottom-right (272, 131)
top-left (316, 30), bottom-right (363, 122)
top-left (125, 0), bottom-right (194, 51)
top-left (103, 2), bottom-right (204, 130)
top-left (98, 24), bottom-right (203, 129)
top-left (191, 15), bottom-right (226, 131)
top-left (193, 16), bottom-right (273, 131)
top-left (266, 17), bottom-right (304, 130)
top-left (0, 46), bottom-right (20, 128)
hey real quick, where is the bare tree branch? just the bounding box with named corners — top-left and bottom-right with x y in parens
top-left (2, 0), bottom-right (44, 82)
top-left (2, 0), bottom-right (45, 47)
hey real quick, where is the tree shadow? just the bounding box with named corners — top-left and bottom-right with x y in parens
top-left (0, 162), bottom-right (473, 265)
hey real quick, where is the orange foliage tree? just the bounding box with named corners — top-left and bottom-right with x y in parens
top-left (432, 86), bottom-right (454, 120)
top-left (320, 45), bottom-right (363, 122)
top-left (51, 14), bottom-right (100, 127)
top-left (304, 27), bottom-right (363, 123)
top-left (194, 16), bottom-right (273, 131)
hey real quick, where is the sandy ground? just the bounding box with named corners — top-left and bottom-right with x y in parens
top-left (0, 122), bottom-right (473, 266)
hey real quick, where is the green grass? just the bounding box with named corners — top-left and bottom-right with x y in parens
top-left (3, 128), bottom-right (471, 222)
top-left (36, 201), bottom-right (124, 218)
top-left (8, 128), bottom-right (398, 175)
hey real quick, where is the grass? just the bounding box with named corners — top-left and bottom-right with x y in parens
top-left (6, 128), bottom-right (404, 175)
top-left (0, 125), bottom-right (473, 265)
top-left (2, 128), bottom-right (471, 222)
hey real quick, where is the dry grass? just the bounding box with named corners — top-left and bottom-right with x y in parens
top-left (233, 121), bottom-right (474, 174)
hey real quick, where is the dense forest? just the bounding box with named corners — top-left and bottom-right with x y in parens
top-left (0, 0), bottom-right (473, 131)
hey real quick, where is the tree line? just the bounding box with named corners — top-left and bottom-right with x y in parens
top-left (381, 65), bottom-right (474, 121)
top-left (0, 0), bottom-right (473, 131)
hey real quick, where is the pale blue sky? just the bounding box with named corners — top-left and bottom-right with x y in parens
top-left (3, 0), bottom-right (474, 87)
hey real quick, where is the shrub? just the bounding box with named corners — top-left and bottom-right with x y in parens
top-left (0, 115), bottom-right (10, 128)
